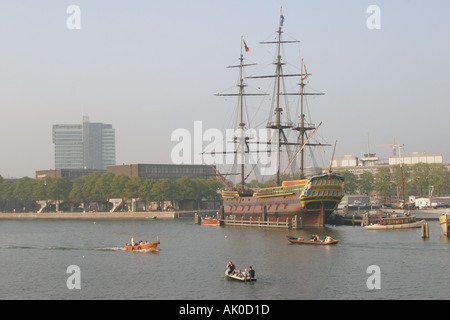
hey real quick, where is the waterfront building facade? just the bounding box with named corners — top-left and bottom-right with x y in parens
top-left (107, 163), bottom-right (216, 182)
top-left (53, 116), bottom-right (116, 170)
top-left (36, 169), bottom-right (105, 181)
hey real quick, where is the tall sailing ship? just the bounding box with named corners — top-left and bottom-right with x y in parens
top-left (212, 9), bottom-right (344, 227)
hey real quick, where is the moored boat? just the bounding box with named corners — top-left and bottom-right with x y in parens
top-left (285, 235), bottom-right (338, 245)
top-left (364, 216), bottom-right (424, 230)
top-left (439, 213), bottom-right (450, 236)
top-left (201, 217), bottom-right (222, 226)
top-left (212, 9), bottom-right (344, 228)
top-left (124, 237), bottom-right (159, 252)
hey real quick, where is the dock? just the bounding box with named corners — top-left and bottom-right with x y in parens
top-left (221, 216), bottom-right (302, 229)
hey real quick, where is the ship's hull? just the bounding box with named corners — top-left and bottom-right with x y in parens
top-left (221, 173), bottom-right (344, 227)
top-left (439, 214), bottom-right (450, 236)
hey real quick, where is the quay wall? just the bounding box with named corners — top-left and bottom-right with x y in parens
top-left (0, 209), bottom-right (218, 220)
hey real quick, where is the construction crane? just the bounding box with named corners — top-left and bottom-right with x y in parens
top-left (375, 137), bottom-right (404, 155)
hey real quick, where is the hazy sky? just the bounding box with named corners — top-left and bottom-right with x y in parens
top-left (0, 0), bottom-right (449, 178)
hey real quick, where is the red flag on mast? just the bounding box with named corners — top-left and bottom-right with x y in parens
top-left (243, 39), bottom-right (250, 52)
top-left (303, 64), bottom-right (309, 80)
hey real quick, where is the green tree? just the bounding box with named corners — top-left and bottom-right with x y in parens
top-left (150, 179), bottom-right (175, 209)
top-left (336, 170), bottom-right (357, 194)
top-left (124, 177), bottom-right (142, 199)
top-left (358, 171), bottom-right (374, 195)
top-left (94, 172), bottom-right (115, 202)
top-left (11, 177), bottom-right (37, 211)
top-left (175, 176), bottom-right (196, 210)
top-left (111, 174), bottom-right (130, 198)
top-left (374, 167), bottom-right (395, 196)
top-left (139, 179), bottom-right (154, 209)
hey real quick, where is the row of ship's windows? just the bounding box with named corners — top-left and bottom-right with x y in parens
top-left (311, 179), bottom-right (342, 186)
top-left (308, 190), bottom-right (341, 196)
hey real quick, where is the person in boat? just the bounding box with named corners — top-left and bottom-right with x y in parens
top-left (236, 269), bottom-right (243, 277)
top-left (325, 235), bottom-right (333, 242)
top-left (131, 236), bottom-right (135, 246)
top-left (226, 261), bottom-right (236, 275)
top-left (247, 266), bottom-right (255, 279)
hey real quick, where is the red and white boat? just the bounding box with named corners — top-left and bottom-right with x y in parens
top-left (201, 217), bottom-right (222, 226)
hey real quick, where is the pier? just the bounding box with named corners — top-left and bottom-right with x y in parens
top-left (221, 216), bottom-right (302, 229)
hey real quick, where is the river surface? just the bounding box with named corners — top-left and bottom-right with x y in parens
top-left (0, 217), bottom-right (448, 300)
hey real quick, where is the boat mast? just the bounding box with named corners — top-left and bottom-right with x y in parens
top-left (274, 20), bottom-right (283, 185)
top-left (215, 37), bottom-right (265, 192)
top-left (238, 36), bottom-right (245, 192)
top-left (299, 58), bottom-right (305, 177)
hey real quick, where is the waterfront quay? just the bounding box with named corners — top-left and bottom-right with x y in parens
top-left (0, 209), bottom-right (217, 220)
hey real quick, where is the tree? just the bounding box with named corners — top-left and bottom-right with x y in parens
top-left (47, 178), bottom-right (71, 211)
top-left (11, 177), bottom-right (37, 211)
top-left (139, 179), bottom-right (154, 209)
top-left (374, 167), bottom-right (395, 196)
top-left (336, 170), bottom-right (357, 194)
top-left (175, 176), bottom-right (196, 210)
top-left (94, 172), bottom-right (115, 203)
top-left (150, 179), bottom-right (175, 209)
top-left (111, 174), bottom-right (130, 198)
top-left (358, 171), bottom-right (374, 195)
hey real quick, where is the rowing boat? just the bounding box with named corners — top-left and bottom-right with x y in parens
top-left (225, 268), bottom-right (256, 282)
top-left (285, 235), bottom-right (338, 245)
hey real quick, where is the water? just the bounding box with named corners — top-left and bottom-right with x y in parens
top-left (0, 217), bottom-right (449, 300)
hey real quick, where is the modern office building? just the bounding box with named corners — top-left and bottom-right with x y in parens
top-left (53, 116), bottom-right (116, 170)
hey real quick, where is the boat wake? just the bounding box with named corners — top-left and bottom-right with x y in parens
top-left (0, 245), bottom-right (126, 252)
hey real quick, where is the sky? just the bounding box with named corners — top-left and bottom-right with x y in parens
top-left (0, 0), bottom-right (449, 178)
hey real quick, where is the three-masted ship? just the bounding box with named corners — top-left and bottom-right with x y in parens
top-left (213, 9), bottom-right (344, 227)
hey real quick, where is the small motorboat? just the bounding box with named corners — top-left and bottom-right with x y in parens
top-left (225, 268), bottom-right (256, 282)
top-left (124, 237), bottom-right (159, 252)
top-left (285, 235), bottom-right (338, 245)
top-left (201, 217), bottom-right (222, 226)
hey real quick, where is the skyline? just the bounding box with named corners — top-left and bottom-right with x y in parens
top-left (1, 1), bottom-right (449, 178)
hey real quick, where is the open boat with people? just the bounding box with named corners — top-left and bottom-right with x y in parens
top-left (364, 216), bottom-right (424, 230)
top-left (285, 235), bottom-right (338, 245)
top-left (225, 268), bottom-right (256, 282)
top-left (124, 237), bottom-right (160, 252)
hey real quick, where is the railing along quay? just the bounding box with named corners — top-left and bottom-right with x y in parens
top-left (221, 216), bottom-right (302, 230)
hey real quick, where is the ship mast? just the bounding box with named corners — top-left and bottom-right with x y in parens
top-left (247, 8), bottom-right (328, 183)
top-left (215, 37), bottom-right (265, 193)
top-left (254, 9), bottom-right (300, 185)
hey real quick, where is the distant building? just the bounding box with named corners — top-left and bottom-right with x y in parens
top-left (107, 164), bottom-right (216, 182)
top-left (331, 155), bottom-right (358, 168)
top-left (359, 153), bottom-right (379, 167)
top-left (389, 152), bottom-right (443, 165)
top-left (53, 116), bottom-right (115, 170)
top-left (36, 169), bottom-right (105, 181)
